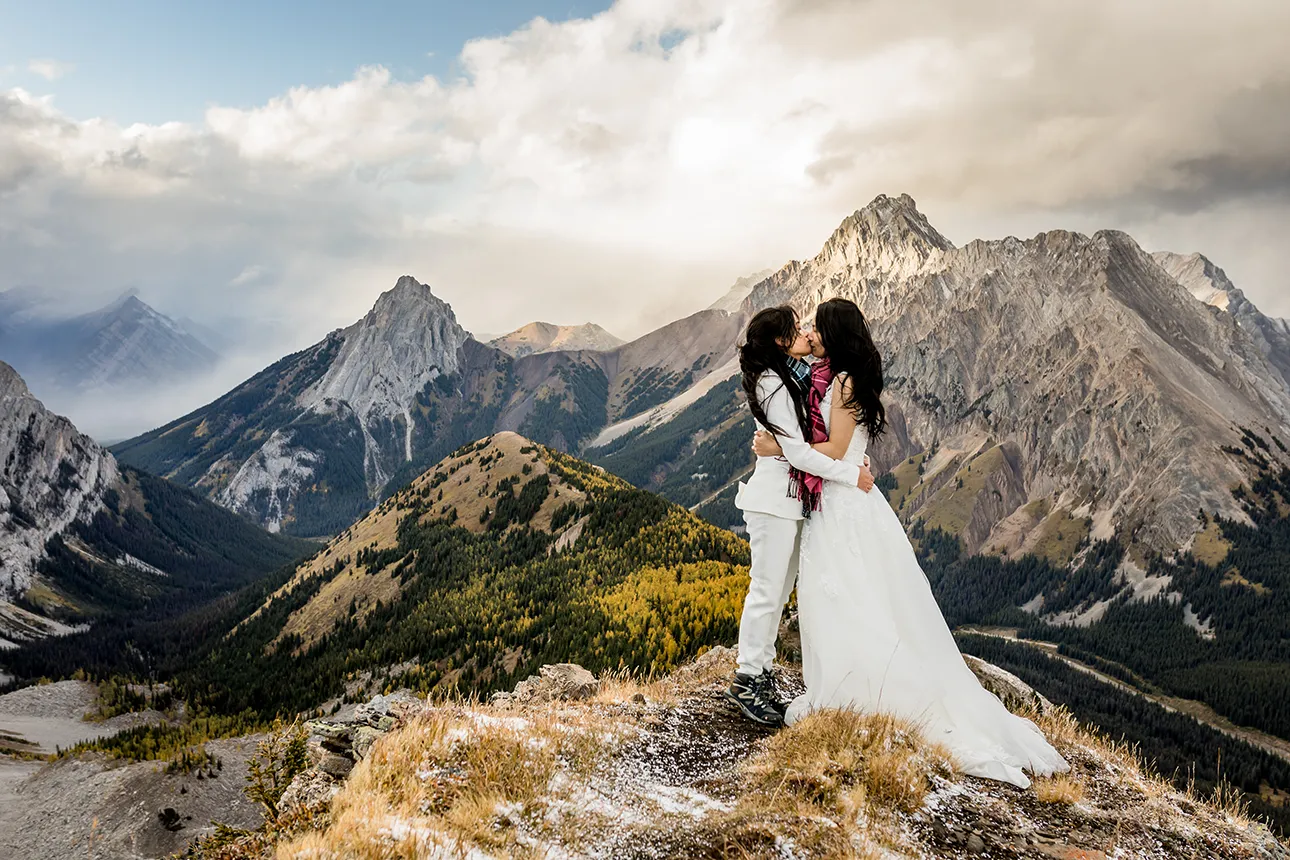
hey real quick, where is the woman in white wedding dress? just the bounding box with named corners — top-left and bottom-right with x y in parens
top-left (754, 299), bottom-right (1069, 789)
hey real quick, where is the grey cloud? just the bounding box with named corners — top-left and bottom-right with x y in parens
top-left (3, 0), bottom-right (1290, 437)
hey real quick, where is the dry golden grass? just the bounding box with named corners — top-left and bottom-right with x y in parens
top-left (919, 445), bottom-right (1010, 538)
top-left (743, 708), bottom-right (953, 817)
top-left (1220, 567), bottom-right (1270, 595)
top-left (591, 667), bottom-right (682, 707)
top-left (1192, 520), bottom-right (1233, 567)
top-left (1031, 703), bottom-right (1256, 835)
top-left (1025, 507), bottom-right (1092, 567)
top-left (1033, 773), bottom-right (1086, 804)
top-left (276, 702), bottom-right (632, 859)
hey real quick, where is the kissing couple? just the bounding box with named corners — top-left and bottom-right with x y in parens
top-left (725, 298), bottom-right (1069, 788)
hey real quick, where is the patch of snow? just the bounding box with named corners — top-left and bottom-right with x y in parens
top-left (587, 358), bottom-right (739, 449)
top-left (114, 553), bottom-right (166, 577)
top-left (381, 818), bottom-right (496, 859)
top-left (646, 783), bottom-right (732, 818)
top-left (919, 780), bottom-right (969, 814)
top-left (466, 711), bottom-right (532, 733)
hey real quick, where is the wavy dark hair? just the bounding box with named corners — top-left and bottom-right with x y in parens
top-left (739, 306), bottom-right (811, 438)
top-left (815, 298), bottom-right (887, 440)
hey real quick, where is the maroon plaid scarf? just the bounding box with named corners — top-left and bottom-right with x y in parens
top-left (787, 357), bottom-right (834, 516)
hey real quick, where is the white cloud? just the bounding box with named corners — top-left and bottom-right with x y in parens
top-left (27, 58), bottom-right (75, 81)
top-left (3, 0), bottom-right (1290, 398)
top-left (229, 264), bottom-right (266, 287)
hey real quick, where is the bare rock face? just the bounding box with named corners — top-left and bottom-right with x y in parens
top-left (1153, 250), bottom-right (1290, 393)
top-left (746, 194), bottom-right (1290, 553)
top-left (963, 654), bottom-right (1055, 715)
top-left (0, 362), bottom-right (117, 610)
top-left (179, 276), bottom-right (476, 532)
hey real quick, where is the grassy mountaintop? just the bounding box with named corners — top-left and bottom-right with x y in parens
top-left (180, 432), bottom-right (750, 717)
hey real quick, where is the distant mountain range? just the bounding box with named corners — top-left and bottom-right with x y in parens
top-left (0, 361), bottom-right (308, 650)
top-left (111, 276), bottom-right (743, 536)
top-left (8, 199), bottom-right (1290, 821)
top-left (488, 321), bottom-right (624, 357)
top-left (0, 290), bottom-right (219, 400)
top-left (107, 197), bottom-right (1290, 564)
top-left (707, 268), bottom-right (774, 313)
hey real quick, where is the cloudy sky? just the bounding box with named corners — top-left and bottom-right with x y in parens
top-left (3, 0), bottom-right (1289, 430)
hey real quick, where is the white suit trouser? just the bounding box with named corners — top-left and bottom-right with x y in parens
top-left (736, 510), bottom-right (802, 677)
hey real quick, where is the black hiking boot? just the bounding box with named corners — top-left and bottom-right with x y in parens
top-left (751, 670), bottom-right (786, 720)
top-left (724, 672), bottom-right (784, 727)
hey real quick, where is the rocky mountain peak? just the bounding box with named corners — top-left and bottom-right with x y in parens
top-left (215, 274), bottom-right (473, 502)
top-left (0, 360), bottom-right (31, 398)
top-left (707, 268), bottom-right (775, 313)
top-left (1153, 250), bottom-right (1246, 313)
top-left (815, 193), bottom-right (955, 277)
top-left (302, 276), bottom-right (469, 422)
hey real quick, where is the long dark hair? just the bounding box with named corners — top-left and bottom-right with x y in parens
top-left (815, 298), bottom-right (887, 440)
top-left (739, 306), bottom-right (811, 438)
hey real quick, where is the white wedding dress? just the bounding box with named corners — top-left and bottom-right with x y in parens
top-left (784, 391), bottom-right (1070, 788)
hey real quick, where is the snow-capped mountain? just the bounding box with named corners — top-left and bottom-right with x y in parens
top-left (0, 290), bottom-right (218, 395)
top-left (489, 322), bottom-right (625, 358)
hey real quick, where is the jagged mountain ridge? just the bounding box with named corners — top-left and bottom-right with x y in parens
top-left (735, 194), bottom-right (1290, 553)
top-left (1152, 250), bottom-right (1290, 393)
top-left (111, 197), bottom-right (1290, 557)
top-left (0, 290), bottom-right (218, 395)
top-left (488, 321), bottom-right (625, 358)
top-left (0, 362), bottom-right (306, 649)
top-left (112, 276), bottom-right (742, 536)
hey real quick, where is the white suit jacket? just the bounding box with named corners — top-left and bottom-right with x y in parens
top-left (734, 373), bottom-right (861, 520)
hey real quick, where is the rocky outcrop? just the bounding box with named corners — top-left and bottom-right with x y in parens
top-left (208, 652), bottom-right (1287, 860)
top-left (303, 690), bottom-right (425, 782)
top-left (0, 362), bottom-right (117, 609)
top-left (491, 662), bottom-right (600, 708)
top-left (963, 654), bottom-right (1055, 715)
